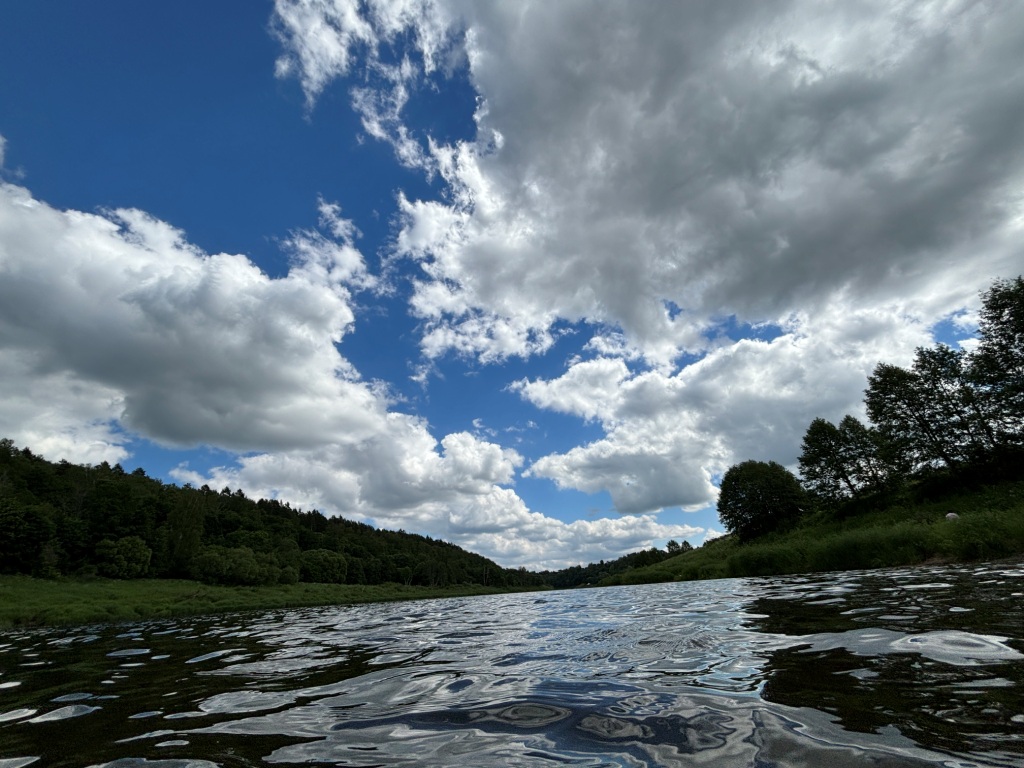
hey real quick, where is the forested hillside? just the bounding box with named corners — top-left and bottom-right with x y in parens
top-left (0, 443), bottom-right (541, 589)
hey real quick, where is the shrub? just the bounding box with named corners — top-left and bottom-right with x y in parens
top-left (191, 545), bottom-right (280, 586)
top-left (95, 536), bottom-right (152, 579)
top-left (299, 549), bottom-right (348, 584)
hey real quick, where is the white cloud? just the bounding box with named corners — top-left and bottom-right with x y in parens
top-left (275, 0), bottom-right (1024, 363)
top-left (521, 302), bottom-right (931, 514)
top-left (0, 349), bottom-right (128, 466)
top-left (0, 182), bottom-right (382, 453)
top-left (272, 0), bottom-right (377, 105)
top-left (0, 177), bottom-right (698, 569)
top-left (273, 0), bottom-right (1024, 520)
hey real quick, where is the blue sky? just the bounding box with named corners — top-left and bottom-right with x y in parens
top-left (1, 1), bottom-right (1021, 569)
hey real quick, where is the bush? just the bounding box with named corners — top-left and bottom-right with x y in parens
top-left (191, 545), bottom-right (280, 586)
top-left (95, 536), bottom-right (152, 579)
top-left (299, 549), bottom-right (348, 584)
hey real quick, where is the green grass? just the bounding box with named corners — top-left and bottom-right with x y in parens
top-left (604, 480), bottom-right (1024, 585)
top-left (0, 577), bottom-right (532, 629)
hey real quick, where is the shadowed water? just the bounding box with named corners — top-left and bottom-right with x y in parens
top-left (1, 559), bottom-right (1022, 767)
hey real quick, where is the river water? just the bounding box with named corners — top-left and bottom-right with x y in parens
top-left (1, 559), bottom-right (1023, 767)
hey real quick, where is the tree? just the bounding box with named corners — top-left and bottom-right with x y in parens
top-left (0, 499), bottom-right (56, 575)
top-left (799, 418), bottom-right (856, 503)
top-left (95, 536), bottom-right (152, 579)
top-left (866, 346), bottom-right (999, 472)
top-left (799, 415), bottom-right (895, 503)
top-left (160, 491), bottom-right (204, 576)
top-left (971, 276), bottom-right (1024, 446)
top-left (717, 460), bottom-right (808, 541)
top-left (666, 539), bottom-right (690, 554)
top-left (299, 549), bottom-right (348, 583)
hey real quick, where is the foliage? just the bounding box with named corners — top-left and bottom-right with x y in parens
top-left (300, 548), bottom-right (348, 584)
top-left (95, 536), bottom-right (152, 579)
top-left (864, 278), bottom-right (1023, 475)
top-left (866, 347), bottom-right (997, 471)
top-left (0, 444), bottom-right (542, 591)
top-left (0, 498), bottom-right (55, 576)
top-left (972, 276), bottom-right (1024, 445)
top-left (606, 479), bottom-right (1024, 586)
top-left (717, 460), bottom-right (808, 541)
top-left (190, 545), bottom-right (281, 586)
top-left (799, 415), bottom-right (896, 504)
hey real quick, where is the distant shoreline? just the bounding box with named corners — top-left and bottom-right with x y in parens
top-left (0, 579), bottom-right (539, 629)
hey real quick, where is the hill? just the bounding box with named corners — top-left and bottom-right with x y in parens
top-left (0, 439), bottom-right (541, 591)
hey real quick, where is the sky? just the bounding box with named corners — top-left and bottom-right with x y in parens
top-left (1, 1), bottom-right (1022, 570)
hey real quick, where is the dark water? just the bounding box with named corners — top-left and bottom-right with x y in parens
top-left (2, 560), bottom-right (1023, 767)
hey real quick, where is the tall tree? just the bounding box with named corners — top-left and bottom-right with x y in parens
top-left (971, 276), bottom-right (1024, 446)
top-left (865, 346), bottom-right (994, 472)
top-left (799, 418), bottom-right (857, 503)
top-left (800, 415), bottom-right (897, 503)
top-left (837, 415), bottom-right (896, 491)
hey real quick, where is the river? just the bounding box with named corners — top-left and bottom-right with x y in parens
top-left (1, 559), bottom-right (1022, 767)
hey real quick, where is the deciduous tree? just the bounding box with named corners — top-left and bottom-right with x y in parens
top-left (717, 460), bottom-right (808, 541)
top-left (971, 276), bottom-right (1024, 446)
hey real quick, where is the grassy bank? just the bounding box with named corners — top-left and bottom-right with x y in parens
top-left (605, 480), bottom-right (1024, 585)
top-left (0, 577), bottom-right (531, 629)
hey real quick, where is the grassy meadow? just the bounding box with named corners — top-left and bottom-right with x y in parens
top-left (604, 479), bottom-right (1024, 585)
top-left (0, 578), bottom-right (526, 629)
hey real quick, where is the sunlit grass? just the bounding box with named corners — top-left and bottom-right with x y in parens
top-left (606, 480), bottom-right (1024, 585)
top-left (0, 578), bottom-right (527, 629)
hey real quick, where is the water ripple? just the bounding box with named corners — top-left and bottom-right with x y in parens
top-left (1, 560), bottom-right (1022, 767)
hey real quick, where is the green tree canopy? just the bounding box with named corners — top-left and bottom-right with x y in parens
top-left (96, 536), bottom-right (152, 579)
top-left (972, 276), bottom-right (1024, 446)
top-left (799, 415), bottom-right (895, 503)
top-left (299, 548), bottom-right (348, 584)
top-left (717, 460), bottom-right (808, 541)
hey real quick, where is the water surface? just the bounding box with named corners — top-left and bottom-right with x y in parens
top-left (1, 559), bottom-right (1022, 766)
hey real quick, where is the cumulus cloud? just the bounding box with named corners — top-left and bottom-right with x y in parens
top-left (275, 0), bottom-right (1023, 361)
top-left (520, 300), bottom-right (934, 513)
top-left (0, 177), bottom-right (697, 568)
top-left (0, 182), bottom-right (383, 453)
top-left (273, 0), bottom-right (1024, 517)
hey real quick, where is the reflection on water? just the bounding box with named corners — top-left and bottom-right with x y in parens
top-left (1, 560), bottom-right (1022, 767)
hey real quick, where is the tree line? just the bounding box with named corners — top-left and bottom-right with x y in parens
top-left (717, 276), bottom-right (1024, 541)
top-left (0, 445), bottom-right (543, 589)
top-left (536, 539), bottom-right (692, 588)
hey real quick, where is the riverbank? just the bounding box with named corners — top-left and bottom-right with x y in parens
top-left (0, 577), bottom-right (534, 629)
top-left (604, 479), bottom-right (1024, 585)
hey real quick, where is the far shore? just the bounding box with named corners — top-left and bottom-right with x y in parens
top-left (0, 578), bottom-right (538, 629)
